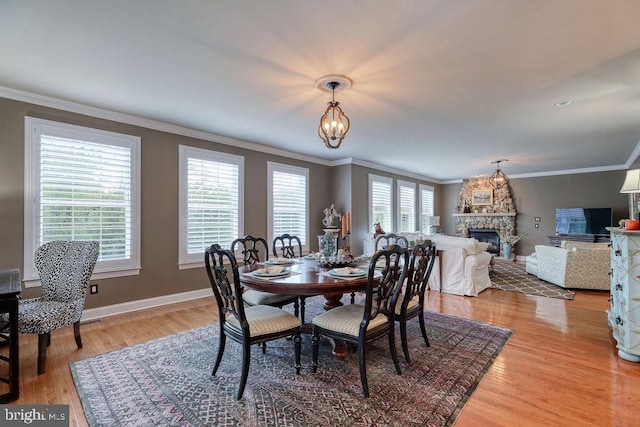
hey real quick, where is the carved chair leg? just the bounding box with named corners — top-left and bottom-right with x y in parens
top-left (74, 321), bottom-right (83, 348)
top-left (38, 332), bottom-right (50, 375)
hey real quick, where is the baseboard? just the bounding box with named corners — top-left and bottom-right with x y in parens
top-left (81, 288), bottom-right (213, 322)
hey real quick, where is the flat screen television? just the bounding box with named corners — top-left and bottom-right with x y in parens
top-left (555, 208), bottom-right (612, 236)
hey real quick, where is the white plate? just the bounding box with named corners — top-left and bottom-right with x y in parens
top-left (252, 268), bottom-right (290, 277)
top-left (264, 259), bottom-right (294, 266)
top-left (328, 268), bottom-right (366, 277)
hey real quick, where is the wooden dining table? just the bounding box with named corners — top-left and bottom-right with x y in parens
top-left (238, 258), bottom-right (371, 358)
top-left (238, 258), bottom-right (370, 311)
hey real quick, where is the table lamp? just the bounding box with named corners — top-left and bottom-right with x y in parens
top-left (620, 169), bottom-right (640, 220)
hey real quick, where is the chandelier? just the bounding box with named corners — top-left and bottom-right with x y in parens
top-left (316, 75), bottom-right (352, 149)
top-left (489, 159), bottom-right (509, 189)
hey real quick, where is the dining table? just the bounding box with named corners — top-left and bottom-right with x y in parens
top-left (238, 257), bottom-right (371, 358)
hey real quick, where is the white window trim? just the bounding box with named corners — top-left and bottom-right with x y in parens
top-left (178, 145), bottom-right (244, 269)
top-left (397, 180), bottom-right (416, 232)
top-left (24, 117), bottom-right (141, 287)
top-left (419, 184), bottom-right (435, 233)
top-left (368, 174), bottom-right (393, 233)
top-left (267, 161), bottom-right (309, 252)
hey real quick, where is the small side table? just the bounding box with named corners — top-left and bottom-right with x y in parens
top-left (0, 269), bottom-right (21, 402)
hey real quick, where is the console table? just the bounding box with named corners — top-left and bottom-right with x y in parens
top-left (607, 228), bottom-right (640, 362)
top-left (547, 234), bottom-right (610, 247)
top-left (0, 269), bottom-right (21, 402)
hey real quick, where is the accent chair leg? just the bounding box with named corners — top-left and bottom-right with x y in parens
top-left (38, 332), bottom-right (50, 375)
top-left (73, 321), bottom-right (83, 348)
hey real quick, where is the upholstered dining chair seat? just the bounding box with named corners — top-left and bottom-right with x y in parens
top-left (11, 300), bottom-right (76, 334)
top-left (242, 290), bottom-right (298, 307)
top-left (225, 305), bottom-right (301, 337)
top-left (394, 295), bottom-right (419, 315)
top-left (312, 304), bottom-right (389, 337)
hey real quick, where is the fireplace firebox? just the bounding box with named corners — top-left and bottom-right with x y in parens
top-left (468, 229), bottom-right (500, 255)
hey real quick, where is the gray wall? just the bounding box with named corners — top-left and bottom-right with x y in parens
top-left (442, 171), bottom-right (629, 256)
top-left (0, 96), bottom-right (332, 308)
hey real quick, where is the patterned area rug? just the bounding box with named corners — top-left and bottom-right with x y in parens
top-left (71, 297), bottom-right (511, 427)
top-left (490, 261), bottom-right (575, 300)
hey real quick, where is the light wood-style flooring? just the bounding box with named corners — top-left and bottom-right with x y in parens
top-left (4, 272), bottom-right (639, 426)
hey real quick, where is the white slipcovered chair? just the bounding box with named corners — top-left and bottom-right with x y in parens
top-left (533, 241), bottom-right (610, 289)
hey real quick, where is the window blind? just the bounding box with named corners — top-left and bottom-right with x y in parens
top-left (40, 135), bottom-right (132, 261)
top-left (272, 169), bottom-right (307, 245)
top-left (186, 156), bottom-right (239, 253)
top-left (399, 183), bottom-right (416, 232)
top-left (420, 186), bottom-right (435, 232)
top-left (371, 179), bottom-right (392, 232)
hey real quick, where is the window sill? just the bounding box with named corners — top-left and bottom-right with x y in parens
top-left (24, 267), bottom-right (141, 288)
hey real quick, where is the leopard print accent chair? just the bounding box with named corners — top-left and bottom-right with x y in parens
top-left (13, 240), bottom-right (99, 374)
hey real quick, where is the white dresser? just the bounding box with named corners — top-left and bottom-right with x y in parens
top-left (607, 228), bottom-right (640, 362)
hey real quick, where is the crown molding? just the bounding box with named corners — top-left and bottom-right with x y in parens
top-left (330, 157), bottom-right (442, 184)
top-left (0, 85), bottom-right (332, 167)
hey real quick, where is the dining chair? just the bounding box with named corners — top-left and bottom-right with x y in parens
top-left (231, 235), bottom-right (299, 319)
top-left (0, 240), bottom-right (99, 374)
top-left (205, 244), bottom-right (302, 400)
top-left (374, 233), bottom-right (409, 251)
top-left (272, 233), bottom-right (302, 259)
top-left (272, 234), bottom-right (312, 323)
top-left (396, 240), bottom-right (436, 363)
top-left (311, 244), bottom-right (410, 397)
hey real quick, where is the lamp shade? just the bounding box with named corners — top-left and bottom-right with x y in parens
top-left (620, 169), bottom-right (640, 193)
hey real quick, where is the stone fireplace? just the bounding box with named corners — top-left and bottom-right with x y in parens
top-left (453, 177), bottom-right (518, 257)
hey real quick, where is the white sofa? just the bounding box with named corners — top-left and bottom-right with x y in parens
top-left (529, 241), bottom-right (610, 290)
top-left (363, 232), bottom-right (493, 297)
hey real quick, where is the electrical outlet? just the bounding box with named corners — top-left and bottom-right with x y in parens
top-left (90, 283), bottom-right (98, 294)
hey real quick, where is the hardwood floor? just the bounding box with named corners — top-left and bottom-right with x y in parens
top-left (3, 279), bottom-right (638, 426)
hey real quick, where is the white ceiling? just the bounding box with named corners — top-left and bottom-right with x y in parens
top-left (2, 0), bottom-right (640, 182)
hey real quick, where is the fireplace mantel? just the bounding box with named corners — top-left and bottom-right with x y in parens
top-left (453, 213), bottom-right (516, 217)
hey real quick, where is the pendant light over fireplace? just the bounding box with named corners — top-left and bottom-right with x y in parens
top-left (489, 159), bottom-right (509, 190)
top-left (315, 74), bottom-right (352, 149)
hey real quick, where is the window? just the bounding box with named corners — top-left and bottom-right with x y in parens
top-left (267, 162), bottom-right (308, 249)
top-left (24, 117), bottom-right (141, 284)
top-left (369, 174), bottom-right (392, 232)
top-left (179, 145), bottom-right (244, 267)
top-left (419, 184), bottom-right (435, 233)
top-left (397, 180), bottom-right (416, 232)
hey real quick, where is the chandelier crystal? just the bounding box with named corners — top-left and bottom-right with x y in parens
top-left (489, 159), bottom-right (509, 190)
top-left (316, 75), bottom-right (352, 149)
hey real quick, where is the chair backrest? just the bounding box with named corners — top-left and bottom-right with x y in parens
top-left (272, 234), bottom-right (302, 259)
top-left (34, 240), bottom-right (99, 310)
top-left (231, 235), bottom-right (269, 265)
top-left (205, 244), bottom-right (247, 329)
top-left (402, 240), bottom-right (436, 309)
top-left (362, 245), bottom-right (410, 329)
top-left (374, 233), bottom-right (409, 251)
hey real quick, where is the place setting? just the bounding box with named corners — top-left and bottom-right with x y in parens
top-left (243, 265), bottom-right (300, 280)
top-left (319, 266), bottom-right (371, 281)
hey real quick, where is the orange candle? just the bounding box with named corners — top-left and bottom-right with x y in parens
top-left (346, 211), bottom-right (351, 233)
top-left (341, 215), bottom-right (347, 237)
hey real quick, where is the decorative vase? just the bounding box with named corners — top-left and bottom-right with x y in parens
top-left (502, 243), bottom-right (512, 259)
top-left (318, 231), bottom-right (338, 261)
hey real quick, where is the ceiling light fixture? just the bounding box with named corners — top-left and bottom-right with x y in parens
top-left (489, 159), bottom-right (509, 190)
top-left (316, 74), bottom-right (352, 149)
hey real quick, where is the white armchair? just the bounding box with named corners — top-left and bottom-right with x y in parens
top-left (533, 242), bottom-right (610, 290)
